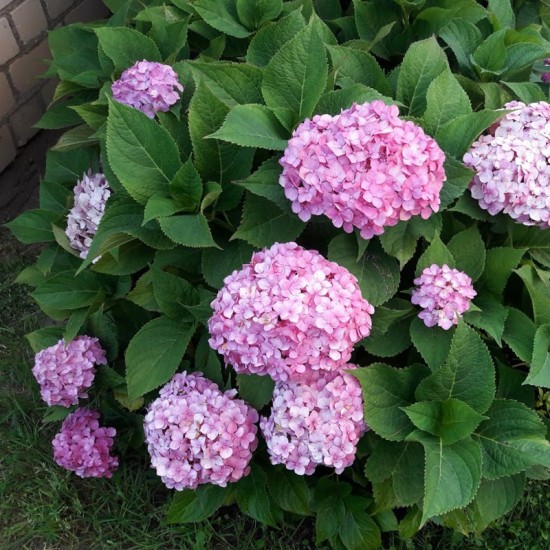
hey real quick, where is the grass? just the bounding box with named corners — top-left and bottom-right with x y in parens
top-left (1, 226), bottom-right (549, 549)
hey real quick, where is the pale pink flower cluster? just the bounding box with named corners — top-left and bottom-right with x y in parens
top-left (52, 408), bottom-right (118, 478)
top-left (260, 369), bottom-right (366, 475)
top-left (279, 100), bottom-right (446, 239)
top-left (208, 242), bottom-right (374, 382)
top-left (65, 171), bottom-right (110, 259)
top-left (112, 60), bottom-right (183, 118)
top-left (144, 372), bottom-right (258, 490)
top-left (411, 264), bottom-right (476, 330)
top-left (463, 101), bottom-right (550, 227)
top-left (32, 336), bottom-right (107, 407)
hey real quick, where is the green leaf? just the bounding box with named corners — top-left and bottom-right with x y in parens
top-left (193, 0), bottom-right (251, 38)
top-left (488, 0), bottom-right (515, 28)
top-left (403, 399), bottom-right (486, 445)
top-left (464, 293), bottom-right (508, 345)
top-left (125, 316), bottom-right (195, 399)
top-left (339, 508), bottom-right (381, 550)
top-left (415, 234), bottom-right (455, 277)
top-left (439, 19), bottom-right (482, 73)
top-left (474, 399), bottom-right (550, 479)
top-left (39, 180), bottom-right (71, 214)
top-left (440, 157), bottom-right (475, 209)
top-left (167, 485), bottom-right (226, 523)
top-left (64, 308), bottom-right (88, 342)
top-left (95, 27), bottom-right (161, 71)
top-left (472, 29), bottom-right (507, 74)
top-left (379, 221), bottom-right (418, 269)
top-left (316, 84), bottom-right (395, 116)
top-left (502, 307), bottom-right (536, 363)
top-left (351, 363), bottom-right (430, 441)
top-left (514, 265), bottom-right (550, 326)
top-left (159, 214), bottom-right (218, 248)
top-left (106, 100), bottom-right (181, 204)
top-left (237, 0), bottom-right (282, 29)
top-left (237, 374), bottom-right (275, 410)
top-left (262, 22), bottom-right (327, 121)
top-left (416, 323), bottom-right (496, 414)
top-left (208, 104), bottom-right (289, 150)
top-left (26, 326), bottom-right (64, 353)
top-left (327, 45), bottom-right (391, 96)
top-left (361, 317), bottom-right (412, 358)
top-left (408, 432), bottom-right (482, 527)
top-left (170, 159), bottom-right (203, 212)
top-left (32, 270), bottom-right (103, 310)
top-left (143, 196), bottom-right (180, 225)
top-left (496, 361), bottom-right (535, 408)
top-left (267, 468), bottom-right (310, 516)
top-left (247, 10), bottom-right (305, 67)
top-left (478, 247), bottom-right (525, 297)
top-left (447, 226), bottom-right (485, 281)
top-left (435, 110), bottom-right (505, 159)
top-left (410, 317), bottom-right (454, 371)
top-left (526, 324), bottom-right (550, 387)
top-left (202, 240), bottom-right (255, 289)
top-left (152, 267), bottom-right (199, 320)
top-left (397, 37), bottom-right (449, 116)
top-left (502, 81), bottom-right (547, 103)
top-left (232, 194), bottom-right (305, 248)
top-left (189, 61), bottom-right (264, 106)
top-left (423, 70), bottom-right (472, 136)
top-left (315, 495), bottom-right (346, 544)
top-left (5, 209), bottom-right (60, 244)
top-left (328, 234), bottom-right (400, 307)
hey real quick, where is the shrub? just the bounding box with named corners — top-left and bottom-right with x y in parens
top-left (6, 0), bottom-right (550, 548)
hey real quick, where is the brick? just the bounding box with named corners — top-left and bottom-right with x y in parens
top-left (64, 0), bottom-right (109, 25)
top-left (10, 95), bottom-right (44, 146)
top-left (9, 39), bottom-right (50, 94)
top-left (0, 72), bottom-right (16, 120)
top-left (43, 0), bottom-right (74, 20)
top-left (0, 125), bottom-right (16, 173)
top-left (11, 0), bottom-right (48, 44)
top-left (0, 18), bottom-right (19, 65)
top-left (0, 0), bottom-right (15, 10)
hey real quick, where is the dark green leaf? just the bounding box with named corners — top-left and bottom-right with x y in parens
top-left (167, 485), bottom-right (226, 523)
top-left (478, 247), bottom-right (525, 297)
top-left (515, 265), bottom-right (550, 326)
top-left (236, 0), bottom-right (282, 30)
top-left (410, 317), bottom-right (454, 371)
top-left (447, 225), bottom-right (485, 281)
top-left (440, 157), bottom-right (475, 209)
top-left (526, 324), bottom-right (550, 387)
top-left (170, 159), bottom-right (203, 212)
top-left (237, 374), bottom-right (275, 410)
top-left (152, 267), bottom-right (199, 320)
top-left (202, 240), bottom-right (255, 289)
top-left (193, 0), bottom-right (251, 38)
top-left (502, 307), bottom-right (536, 363)
top-left (415, 234), bottom-right (455, 277)
top-left (5, 210), bottom-right (60, 244)
top-left (339, 508), bottom-right (381, 550)
top-left (267, 468), bottom-right (310, 516)
top-left (159, 214), bottom-right (219, 248)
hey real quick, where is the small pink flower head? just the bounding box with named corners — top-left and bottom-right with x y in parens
top-left (542, 73), bottom-right (550, 84)
top-left (260, 368), bottom-right (366, 475)
top-left (65, 171), bottom-right (110, 259)
top-left (52, 408), bottom-right (118, 478)
top-left (463, 101), bottom-right (550, 227)
top-left (411, 264), bottom-right (476, 330)
top-left (208, 242), bottom-right (374, 382)
top-left (144, 372), bottom-right (259, 490)
top-left (279, 100), bottom-right (446, 239)
top-left (32, 336), bottom-right (107, 407)
top-left (112, 60), bottom-right (183, 118)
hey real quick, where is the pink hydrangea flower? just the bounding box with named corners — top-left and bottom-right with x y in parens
top-left (260, 369), bottom-right (366, 475)
top-left (279, 100), bottom-right (446, 239)
top-left (208, 242), bottom-right (374, 382)
top-left (65, 171), bottom-right (110, 259)
top-left (52, 408), bottom-right (118, 478)
top-left (112, 60), bottom-right (183, 118)
top-left (411, 264), bottom-right (476, 330)
top-left (144, 372), bottom-right (258, 490)
top-left (463, 101), bottom-right (550, 227)
top-left (32, 336), bottom-right (107, 407)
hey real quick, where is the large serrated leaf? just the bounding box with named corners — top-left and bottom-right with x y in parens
top-left (167, 485), bottom-right (226, 523)
top-left (410, 317), bottom-right (454, 371)
top-left (193, 0), bottom-right (251, 38)
top-left (514, 265), bottom-right (550, 326)
top-left (447, 225), bottom-right (485, 281)
top-left (525, 324), bottom-right (550, 387)
top-left (159, 214), bottom-right (218, 248)
top-left (415, 234), bottom-right (455, 277)
top-left (478, 247), bottom-right (525, 297)
top-left (202, 239), bottom-right (255, 289)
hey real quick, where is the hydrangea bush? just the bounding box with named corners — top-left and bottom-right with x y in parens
top-left (6, 0), bottom-right (550, 547)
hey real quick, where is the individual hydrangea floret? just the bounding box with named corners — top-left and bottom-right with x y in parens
top-left (260, 369), bottom-right (366, 475)
top-left (411, 264), bottom-right (476, 330)
top-left (144, 372), bottom-right (258, 490)
top-left (65, 171), bottom-right (110, 259)
top-left (52, 408), bottom-right (118, 478)
top-left (208, 242), bottom-right (374, 382)
top-left (463, 101), bottom-right (550, 227)
top-left (279, 100), bottom-right (446, 239)
top-left (112, 60), bottom-right (183, 118)
top-left (32, 336), bottom-right (107, 407)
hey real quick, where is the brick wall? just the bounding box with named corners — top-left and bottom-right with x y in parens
top-left (0, 0), bottom-right (109, 172)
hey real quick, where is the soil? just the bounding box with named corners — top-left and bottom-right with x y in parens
top-left (0, 130), bottom-right (62, 226)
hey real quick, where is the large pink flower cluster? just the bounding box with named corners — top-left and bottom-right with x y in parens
top-left (32, 336), bottom-right (107, 407)
top-left (52, 408), bottom-right (118, 478)
top-left (112, 60), bottom-right (183, 118)
top-left (279, 100), bottom-right (446, 239)
top-left (144, 372), bottom-right (258, 490)
top-left (463, 101), bottom-right (550, 227)
top-left (208, 242), bottom-right (374, 382)
top-left (65, 171), bottom-right (110, 259)
top-left (260, 369), bottom-right (366, 475)
top-left (411, 264), bottom-right (476, 330)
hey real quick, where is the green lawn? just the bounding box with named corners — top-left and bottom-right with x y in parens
top-left (1, 227), bottom-right (548, 549)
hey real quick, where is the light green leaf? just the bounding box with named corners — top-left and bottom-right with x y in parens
top-left (316, 84), bottom-right (395, 116)
top-left (26, 326), bottom-right (64, 353)
top-left (5, 209), bottom-right (60, 244)
top-left (159, 214), bottom-right (218, 248)
top-left (125, 316), bottom-right (195, 399)
top-left (488, 0), bottom-right (515, 28)
top-left (143, 196), bottom-right (180, 225)
top-left (416, 323), bottom-right (496, 414)
top-left (193, 0), bottom-right (251, 38)
top-left (208, 104), bottom-right (289, 150)
top-left (351, 363), bottom-right (430, 441)
top-left (410, 317), bottom-right (454, 371)
top-left (525, 324), bottom-right (550, 387)
top-left (472, 29), bottom-right (507, 74)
